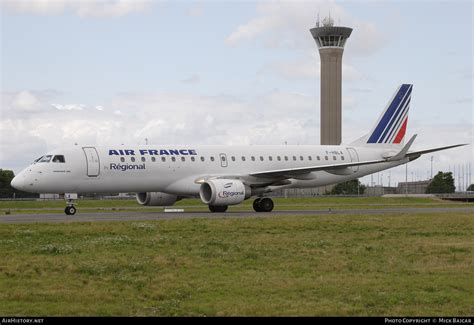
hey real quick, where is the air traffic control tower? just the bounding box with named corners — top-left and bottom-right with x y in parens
top-left (310, 17), bottom-right (352, 145)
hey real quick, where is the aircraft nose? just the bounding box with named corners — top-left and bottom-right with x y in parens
top-left (11, 175), bottom-right (25, 191)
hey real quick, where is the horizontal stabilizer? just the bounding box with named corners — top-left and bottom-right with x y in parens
top-left (406, 143), bottom-right (468, 159)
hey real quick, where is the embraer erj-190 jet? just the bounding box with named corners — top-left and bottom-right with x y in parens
top-left (11, 84), bottom-right (466, 215)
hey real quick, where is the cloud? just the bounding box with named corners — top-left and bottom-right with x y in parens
top-left (226, 1), bottom-right (386, 56)
top-left (52, 104), bottom-right (85, 111)
top-left (186, 5), bottom-right (204, 17)
top-left (1, 0), bottom-right (152, 18)
top-left (259, 51), bottom-right (363, 82)
top-left (180, 74), bottom-right (200, 85)
top-left (1, 89), bottom-right (320, 171)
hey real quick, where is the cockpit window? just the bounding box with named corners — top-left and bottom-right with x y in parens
top-left (39, 155), bottom-right (53, 163)
top-left (33, 156), bottom-right (44, 164)
top-left (52, 155), bottom-right (65, 163)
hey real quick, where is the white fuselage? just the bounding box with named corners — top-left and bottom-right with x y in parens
top-left (13, 145), bottom-right (406, 196)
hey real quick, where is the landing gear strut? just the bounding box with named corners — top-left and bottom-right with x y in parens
top-left (253, 197), bottom-right (274, 212)
top-left (64, 193), bottom-right (78, 215)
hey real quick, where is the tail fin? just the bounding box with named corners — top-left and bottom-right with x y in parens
top-left (351, 84), bottom-right (412, 147)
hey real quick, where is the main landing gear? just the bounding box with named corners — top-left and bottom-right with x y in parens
top-left (64, 193), bottom-right (78, 215)
top-left (253, 197), bottom-right (274, 212)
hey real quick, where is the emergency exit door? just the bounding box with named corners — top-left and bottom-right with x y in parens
top-left (83, 147), bottom-right (100, 177)
top-left (219, 153), bottom-right (228, 167)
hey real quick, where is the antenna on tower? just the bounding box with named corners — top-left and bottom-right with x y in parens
top-left (316, 9), bottom-right (320, 27)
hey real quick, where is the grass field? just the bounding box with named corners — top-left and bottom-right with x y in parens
top-left (0, 196), bottom-right (470, 214)
top-left (1, 211), bottom-right (473, 316)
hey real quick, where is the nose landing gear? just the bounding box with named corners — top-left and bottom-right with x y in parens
top-left (64, 193), bottom-right (78, 215)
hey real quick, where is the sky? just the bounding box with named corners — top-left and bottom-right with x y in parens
top-left (1, 0), bottom-right (473, 189)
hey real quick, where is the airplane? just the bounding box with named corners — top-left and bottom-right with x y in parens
top-left (11, 84), bottom-right (466, 215)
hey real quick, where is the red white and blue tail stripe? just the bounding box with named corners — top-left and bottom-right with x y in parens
top-left (367, 84), bottom-right (412, 144)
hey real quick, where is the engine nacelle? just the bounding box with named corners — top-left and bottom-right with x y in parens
top-left (136, 192), bottom-right (178, 206)
top-left (199, 179), bottom-right (250, 206)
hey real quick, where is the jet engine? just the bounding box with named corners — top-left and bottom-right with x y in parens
top-left (199, 179), bottom-right (250, 206)
top-left (136, 192), bottom-right (178, 206)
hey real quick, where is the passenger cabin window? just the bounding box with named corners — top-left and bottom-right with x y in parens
top-left (52, 155), bottom-right (65, 163)
top-left (171, 157), bottom-right (176, 162)
top-left (260, 156), bottom-right (264, 161)
top-left (200, 157), bottom-right (205, 162)
top-left (162, 157), bottom-right (166, 162)
top-left (131, 157), bottom-right (136, 162)
top-left (251, 156), bottom-right (255, 161)
top-left (300, 156), bottom-right (304, 161)
top-left (231, 156), bottom-right (236, 162)
top-left (141, 157), bottom-right (146, 162)
top-left (191, 157), bottom-right (195, 162)
top-left (242, 156), bottom-right (246, 162)
top-left (268, 156), bottom-right (272, 161)
top-left (317, 156), bottom-right (321, 161)
top-left (341, 156), bottom-right (345, 161)
top-left (151, 157), bottom-right (156, 162)
top-left (120, 157), bottom-right (125, 162)
top-left (39, 155), bottom-right (53, 163)
top-left (181, 157), bottom-right (185, 162)
top-left (277, 156), bottom-right (281, 161)
top-left (210, 157), bottom-right (215, 162)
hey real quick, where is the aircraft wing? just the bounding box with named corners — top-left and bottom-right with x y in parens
top-left (248, 159), bottom-right (389, 178)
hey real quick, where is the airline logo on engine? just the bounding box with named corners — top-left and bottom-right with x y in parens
top-left (218, 190), bottom-right (244, 198)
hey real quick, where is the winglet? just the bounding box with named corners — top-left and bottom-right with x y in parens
top-left (387, 134), bottom-right (417, 161)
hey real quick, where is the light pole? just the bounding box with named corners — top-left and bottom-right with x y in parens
top-left (430, 156), bottom-right (434, 179)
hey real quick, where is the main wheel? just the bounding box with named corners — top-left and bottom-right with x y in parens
top-left (259, 198), bottom-right (274, 212)
top-left (209, 205), bottom-right (228, 213)
top-left (253, 198), bottom-right (273, 212)
top-left (65, 206), bottom-right (77, 215)
top-left (253, 198), bottom-right (262, 212)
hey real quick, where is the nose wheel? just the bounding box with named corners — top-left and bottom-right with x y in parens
top-left (64, 193), bottom-right (78, 215)
top-left (65, 206), bottom-right (77, 215)
top-left (253, 197), bottom-right (274, 212)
